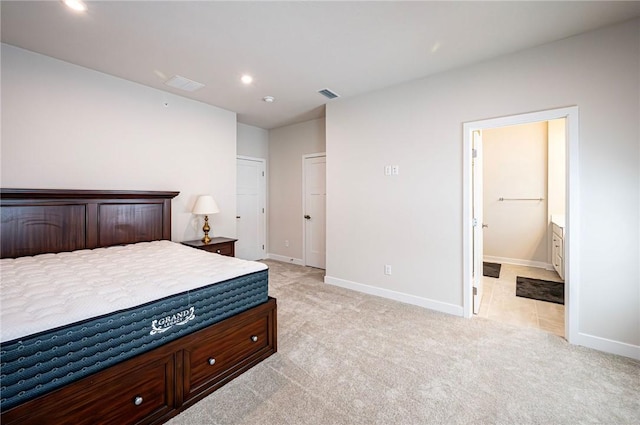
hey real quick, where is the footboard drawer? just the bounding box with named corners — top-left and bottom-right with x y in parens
top-left (0, 298), bottom-right (277, 425)
top-left (2, 351), bottom-right (175, 425)
top-left (182, 298), bottom-right (277, 403)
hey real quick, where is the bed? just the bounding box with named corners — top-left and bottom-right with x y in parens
top-left (0, 189), bottom-right (277, 425)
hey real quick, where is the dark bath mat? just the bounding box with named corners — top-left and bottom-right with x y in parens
top-left (483, 262), bottom-right (501, 278)
top-left (516, 276), bottom-right (564, 305)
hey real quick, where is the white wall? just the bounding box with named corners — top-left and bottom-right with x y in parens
top-left (1, 44), bottom-right (238, 242)
top-left (483, 122), bottom-right (549, 267)
top-left (547, 118), bottom-right (567, 219)
top-left (268, 118), bottom-right (325, 263)
top-left (326, 19), bottom-right (639, 356)
top-left (237, 123), bottom-right (268, 159)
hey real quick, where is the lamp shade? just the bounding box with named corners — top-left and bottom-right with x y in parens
top-left (192, 195), bottom-right (220, 215)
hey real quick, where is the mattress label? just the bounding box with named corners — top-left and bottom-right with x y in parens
top-left (150, 307), bottom-right (196, 335)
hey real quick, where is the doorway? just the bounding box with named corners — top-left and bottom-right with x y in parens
top-left (478, 121), bottom-right (565, 336)
top-left (303, 153), bottom-right (326, 269)
top-left (463, 107), bottom-right (579, 344)
top-left (236, 156), bottom-right (266, 260)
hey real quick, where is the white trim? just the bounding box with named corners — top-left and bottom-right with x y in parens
top-left (325, 276), bottom-right (464, 317)
top-left (572, 333), bottom-right (640, 360)
top-left (236, 155), bottom-right (267, 259)
top-left (301, 152), bottom-right (326, 267)
top-left (463, 106), bottom-right (579, 346)
top-left (463, 128), bottom-right (473, 318)
top-left (237, 155), bottom-right (265, 161)
top-left (266, 253), bottom-right (304, 266)
top-left (483, 256), bottom-right (554, 271)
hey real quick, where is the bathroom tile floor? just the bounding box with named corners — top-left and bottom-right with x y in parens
top-left (478, 263), bottom-right (565, 338)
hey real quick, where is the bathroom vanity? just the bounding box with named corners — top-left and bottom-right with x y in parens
top-left (551, 215), bottom-right (565, 280)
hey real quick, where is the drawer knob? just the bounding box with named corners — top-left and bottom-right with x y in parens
top-left (251, 335), bottom-right (258, 342)
top-left (208, 358), bottom-right (216, 366)
top-left (133, 396), bottom-right (143, 406)
top-left (216, 249), bottom-right (221, 253)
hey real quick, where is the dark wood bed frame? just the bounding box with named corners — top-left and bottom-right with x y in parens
top-left (0, 189), bottom-right (277, 425)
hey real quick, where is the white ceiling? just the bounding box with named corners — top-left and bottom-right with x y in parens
top-left (2, 1), bottom-right (639, 129)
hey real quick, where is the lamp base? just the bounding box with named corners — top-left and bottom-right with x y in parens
top-left (202, 215), bottom-right (211, 244)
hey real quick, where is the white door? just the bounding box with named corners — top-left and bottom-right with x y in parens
top-left (472, 130), bottom-right (484, 314)
top-left (236, 157), bottom-right (266, 260)
top-left (303, 155), bottom-right (326, 269)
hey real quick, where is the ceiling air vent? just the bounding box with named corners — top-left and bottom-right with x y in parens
top-left (164, 75), bottom-right (205, 92)
top-left (318, 88), bottom-right (340, 100)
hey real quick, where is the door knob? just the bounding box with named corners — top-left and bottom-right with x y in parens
top-left (482, 224), bottom-right (488, 228)
top-left (304, 215), bottom-right (311, 220)
top-left (236, 216), bottom-right (241, 219)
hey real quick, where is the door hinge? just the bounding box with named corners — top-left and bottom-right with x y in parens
top-left (473, 286), bottom-right (478, 296)
top-left (472, 149), bottom-right (478, 158)
top-left (262, 171), bottom-right (265, 177)
top-left (262, 244), bottom-right (265, 250)
top-left (262, 208), bottom-right (265, 213)
top-left (472, 218), bottom-right (478, 227)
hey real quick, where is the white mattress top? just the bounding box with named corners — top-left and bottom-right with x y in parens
top-left (0, 240), bottom-right (267, 343)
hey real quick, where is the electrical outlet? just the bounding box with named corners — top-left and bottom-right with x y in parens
top-left (384, 165), bottom-right (392, 176)
top-left (392, 165), bottom-right (399, 175)
top-left (285, 240), bottom-right (289, 247)
top-left (384, 264), bottom-right (392, 275)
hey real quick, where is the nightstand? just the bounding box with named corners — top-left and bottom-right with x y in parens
top-left (182, 237), bottom-right (237, 257)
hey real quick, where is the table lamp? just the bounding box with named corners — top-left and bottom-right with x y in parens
top-left (192, 195), bottom-right (220, 244)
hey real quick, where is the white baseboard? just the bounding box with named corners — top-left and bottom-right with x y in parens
top-left (324, 275), bottom-right (464, 317)
top-left (484, 255), bottom-right (553, 271)
top-left (273, 259), bottom-right (637, 360)
top-left (572, 332), bottom-right (640, 360)
top-left (266, 253), bottom-right (304, 266)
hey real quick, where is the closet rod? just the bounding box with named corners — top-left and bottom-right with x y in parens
top-left (498, 197), bottom-right (544, 201)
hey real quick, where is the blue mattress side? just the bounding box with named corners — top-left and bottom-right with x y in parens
top-left (0, 268), bottom-right (269, 410)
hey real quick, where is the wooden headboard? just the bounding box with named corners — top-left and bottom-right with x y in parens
top-left (0, 189), bottom-right (179, 259)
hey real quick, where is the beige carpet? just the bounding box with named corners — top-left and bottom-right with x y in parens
top-left (167, 260), bottom-right (639, 425)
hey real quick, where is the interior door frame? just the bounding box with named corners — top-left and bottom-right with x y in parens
top-left (462, 106), bottom-right (579, 344)
top-left (471, 130), bottom-right (483, 315)
top-left (302, 152), bottom-right (326, 267)
top-left (236, 155), bottom-right (267, 260)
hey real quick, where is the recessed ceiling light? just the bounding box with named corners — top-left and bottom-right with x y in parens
top-left (263, 96), bottom-right (275, 103)
top-left (241, 75), bottom-right (253, 85)
top-left (62, 0), bottom-right (87, 12)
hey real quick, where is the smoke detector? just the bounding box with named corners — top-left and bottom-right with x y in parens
top-left (263, 96), bottom-right (275, 103)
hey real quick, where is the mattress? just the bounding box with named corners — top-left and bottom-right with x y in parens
top-left (0, 241), bottom-right (269, 410)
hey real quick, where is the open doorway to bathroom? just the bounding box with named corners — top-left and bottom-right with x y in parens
top-left (478, 120), bottom-right (565, 337)
top-left (463, 107), bottom-right (579, 344)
